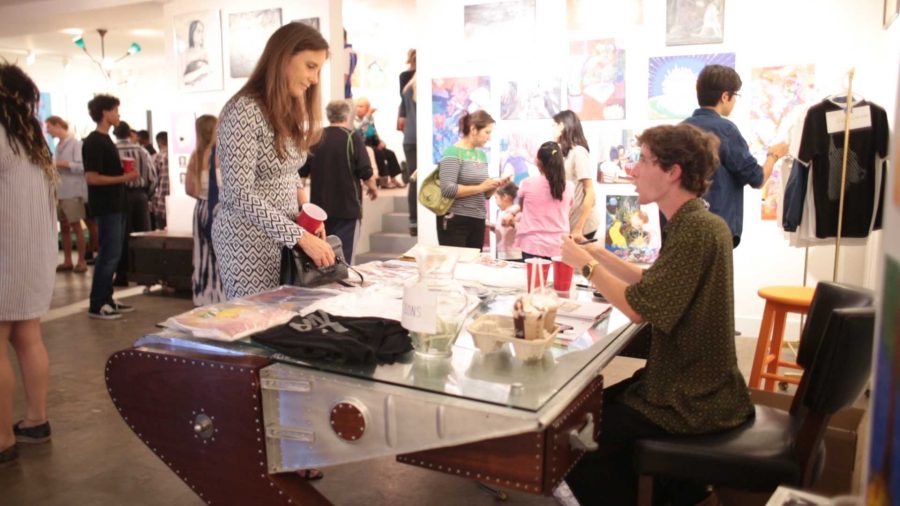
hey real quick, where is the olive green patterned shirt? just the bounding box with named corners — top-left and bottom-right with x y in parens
top-left (623, 198), bottom-right (754, 434)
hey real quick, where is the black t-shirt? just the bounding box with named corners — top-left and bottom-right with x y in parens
top-left (82, 131), bottom-right (125, 216)
top-left (798, 99), bottom-right (887, 238)
top-left (299, 126), bottom-right (373, 220)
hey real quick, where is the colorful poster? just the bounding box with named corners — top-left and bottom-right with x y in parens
top-left (174, 10), bottom-right (224, 92)
top-left (595, 128), bottom-right (637, 183)
top-left (749, 65), bottom-right (816, 220)
top-left (499, 78), bottom-right (561, 120)
top-left (497, 123), bottom-right (550, 185)
top-left (666, 0), bottom-right (725, 46)
top-left (601, 191), bottom-right (661, 264)
top-left (431, 76), bottom-right (490, 164)
top-left (567, 39), bottom-right (626, 120)
top-left (464, 0), bottom-right (535, 61)
top-left (867, 257), bottom-right (900, 505)
top-left (647, 53), bottom-right (735, 119)
top-left (228, 8), bottom-right (282, 78)
top-left (567, 0), bottom-right (644, 32)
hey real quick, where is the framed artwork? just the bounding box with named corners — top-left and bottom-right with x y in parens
top-left (431, 76), bottom-right (491, 164)
top-left (666, 0), bottom-right (725, 46)
top-left (594, 128), bottom-right (637, 183)
top-left (885, 0), bottom-right (899, 28)
top-left (566, 0), bottom-right (644, 32)
top-left (499, 77), bottom-right (562, 120)
top-left (228, 8), bottom-right (283, 78)
top-left (748, 64), bottom-right (816, 220)
top-left (567, 39), bottom-right (626, 120)
top-left (647, 53), bottom-right (735, 119)
top-left (496, 122), bottom-right (550, 185)
top-left (174, 10), bottom-right (224, 92)
top-left (463, 0), bottom-right (535, 61)
top-left (294, 17), bottom-right (320, 31)
top-left (598, 187), bottom-right (661, 264)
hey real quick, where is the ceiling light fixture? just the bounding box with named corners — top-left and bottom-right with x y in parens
top-left (72, 28), bottom-right (141, 79)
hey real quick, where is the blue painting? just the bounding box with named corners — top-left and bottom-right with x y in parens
top-left (647, 53), bottom-right (735, 119)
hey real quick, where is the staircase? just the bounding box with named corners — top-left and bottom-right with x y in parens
top-left (355, 192), bottom-right (417, 265)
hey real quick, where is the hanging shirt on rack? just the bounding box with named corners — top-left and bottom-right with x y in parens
top-left (797, 98), bottom-right (888, 238)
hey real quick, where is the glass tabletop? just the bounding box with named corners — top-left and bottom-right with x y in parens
top-left (140, 290), bottom-right (636, 413)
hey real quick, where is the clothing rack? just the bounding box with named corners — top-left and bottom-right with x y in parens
top-left (833, 68), bottom-right (856, 281)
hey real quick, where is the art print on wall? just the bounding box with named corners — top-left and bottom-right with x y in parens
top-left (497, 123), bottom-right (551, 185)
top-left (867, 257), bottom-right (900, 504)
top-left (567, 0), bottom-right (644, 32)
top-left (594, 128), bottom-right (637, 183)
top-left (294, 17), bottom-right (320, 31)
top-left (174, 11), bottom-right (224, 92)
top-left (431, 76), bottom-right (491, 164)
top-left (499, 78), bottom-right (561, 120)
top-left (567, 39), bottom-right (625, 120)
top-left (464, 0), bottom-right (535, 61)
top-left (228, 8), bottom-right (282, 78)
top-left (600, 190), bottom-right (661, 264)
top-left (647, 53), bottom-right (735, 120)
top-left (748, 65), bottom-right (816, 220)
top-left (666, 0), bottom-right (725, 46)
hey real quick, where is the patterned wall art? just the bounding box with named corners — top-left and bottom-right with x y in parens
top-left (228, 8), bottom-right (282, 78)
top-left (647, 52), bottom-right (735, 120)
top-left (666, 0), bottom-right (725, 46)
top-left (600, 190), bottom-right (661, 264)
top-left (174, 10), bottom-right (224, 92)
top-left (499, 77), bottom-right (562, 120)
top-left (748, 64), bottom-right (816, 220)
top-left (567, 39), bottom-right (626, 120)
top-left (463, 0), bottom-right (535, 61)
top-left (431, 76), bottom-right (491, 164)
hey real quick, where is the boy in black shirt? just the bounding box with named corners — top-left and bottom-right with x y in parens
top-left (82, 94), bottom-right (139, 319)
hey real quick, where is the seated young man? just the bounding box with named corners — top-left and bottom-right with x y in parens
top-left (560, 123), bottom-right (754, 506)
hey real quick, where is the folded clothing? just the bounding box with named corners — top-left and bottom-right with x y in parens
top-left (251, 310), bottom-right (412, 365)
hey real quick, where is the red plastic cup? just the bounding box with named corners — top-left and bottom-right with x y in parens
top-left (297, 203), bottom-right (327, 234)
top-left (524, 258), bottom-right (552, 293)
top-left (122, 157), bottom-right (135, 173)
top-left (552, 256), bottom-right (574, 295)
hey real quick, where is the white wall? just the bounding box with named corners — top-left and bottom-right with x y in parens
top-left (415, 0), bottom-right (895, 336)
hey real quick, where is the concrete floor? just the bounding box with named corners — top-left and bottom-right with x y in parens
top-left (0, 263), bottom-right (764, 506)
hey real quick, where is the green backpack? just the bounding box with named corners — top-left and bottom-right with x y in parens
top-left (417, 167), bottom-right (454, 216)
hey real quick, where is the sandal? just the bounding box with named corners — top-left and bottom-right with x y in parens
top-left (0, 444), bottom-right (18, 468)
top-left (73, 264), bottom-right (88, 274)
top-left (56, 264), bottom-right (73, 272)
top-left (297, 468), bottom-right (324, 481)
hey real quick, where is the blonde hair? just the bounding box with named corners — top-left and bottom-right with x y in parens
top-left (187, 114), bottom-right (217, 194)
top-left (236, 22), bottom-right (329, 159)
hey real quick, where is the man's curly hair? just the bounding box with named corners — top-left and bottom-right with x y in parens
top-left (636, 124), bottom-right (720, 196)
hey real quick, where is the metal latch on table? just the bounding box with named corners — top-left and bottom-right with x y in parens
top-left (266, 425), bottom-right (316, 443)
top-left (260, 378), bottom-right (312, 393)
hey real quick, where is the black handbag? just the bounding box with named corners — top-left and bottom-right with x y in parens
top-left (279, 235), bottom-right (363, 287)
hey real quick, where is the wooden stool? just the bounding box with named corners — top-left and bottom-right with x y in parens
top-left (749, 286), bottom-right (815, 391)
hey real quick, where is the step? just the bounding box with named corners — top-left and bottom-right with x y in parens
top-left (369, 232), bottom-right (418, 255)
top-left (382, 212), bottom-right (410, 234)
top-left (354, 251), bottom-right (400, 265)
top-left (393, 194), bottom-right (409, 213)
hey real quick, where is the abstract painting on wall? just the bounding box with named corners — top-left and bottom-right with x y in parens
top-left (748, 64), bottom-right (816, 220)
top-left (464, 0), bottom-right (535, 61)
top-left (497, 123), bottom-right (551, 185)
top-left (666, 0), bottom-right (725, 46)
top-left (867, 256), bottom-right (900, 505)
top-left (228, 8), bottom-right (282, 78)
top-left (431, 76), bottom-right (491, 164)
top-left (647, 52), bottom-right (735, 119)
top-left (499, 78), bottom-right (562, 120)
top-left (601, 191), bottom-right (661, 264)
top-left (567, 39), bottom-right (626, 120)
top-left (174, 10), bottom-right (224, 92)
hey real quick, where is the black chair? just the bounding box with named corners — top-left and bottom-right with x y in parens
top-left (633, 282), bottom-right (875, 505)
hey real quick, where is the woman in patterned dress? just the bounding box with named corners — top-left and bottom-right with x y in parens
top-left (0, 63), bottom-right (56, 466)
top-left (213, 22), bottom-right (335, 300)
top-left (185, 114), bottom-right (224, 306)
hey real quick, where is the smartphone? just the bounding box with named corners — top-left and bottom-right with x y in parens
top-left (577, 238), bottom-right (598, 245)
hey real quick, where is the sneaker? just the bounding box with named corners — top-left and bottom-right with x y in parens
top-left (89, 304), bottom-right (122, 320)
top-left (111, 301), bottom-right (134, 313)
top-left (13, 421), bottom-right (51, 444)
top-left (0, 444), bottom-right (18, 468)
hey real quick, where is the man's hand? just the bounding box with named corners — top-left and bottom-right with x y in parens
top-left (366, 185), bottom-right (378, 200)
top-left (396, 117), bottom-right (406, 131)
top-left (560, 235), bottom-right (594, 272)
top-left (298, 232), bottom-right (335, 268)
top-left (768, 142), bottom-right (789, 159)
top-left (56, 160), bottom-right (70, 169)
top-left (123, 170), bottom-right (140, 183)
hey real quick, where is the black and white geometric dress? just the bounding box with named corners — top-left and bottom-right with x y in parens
top-left (212, 95), bottom-right (306, 299)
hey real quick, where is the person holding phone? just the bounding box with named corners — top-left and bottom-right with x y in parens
top-left (436, 110), bottom-right (505, 248)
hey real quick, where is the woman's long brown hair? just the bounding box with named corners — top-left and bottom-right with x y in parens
top-left (237, 23), bottom-right (329, 159)
top-left (187, 114), bottom-right (217, 195)
top-left (0, 62), bottom-right (56, 186)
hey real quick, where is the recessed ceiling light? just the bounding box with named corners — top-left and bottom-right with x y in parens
top-left (60, 28), bottom-right (84, 36)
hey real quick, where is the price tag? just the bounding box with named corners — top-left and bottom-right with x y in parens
top-left (402, 284), bottom-right (437, 334)
top-left (825, 105), bottom-right (871, 133)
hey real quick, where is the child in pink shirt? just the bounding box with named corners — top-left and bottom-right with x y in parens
top-left (490, 182), bottom-right (522, 260)
top-left (506, 142), bottom-right (574, 259)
